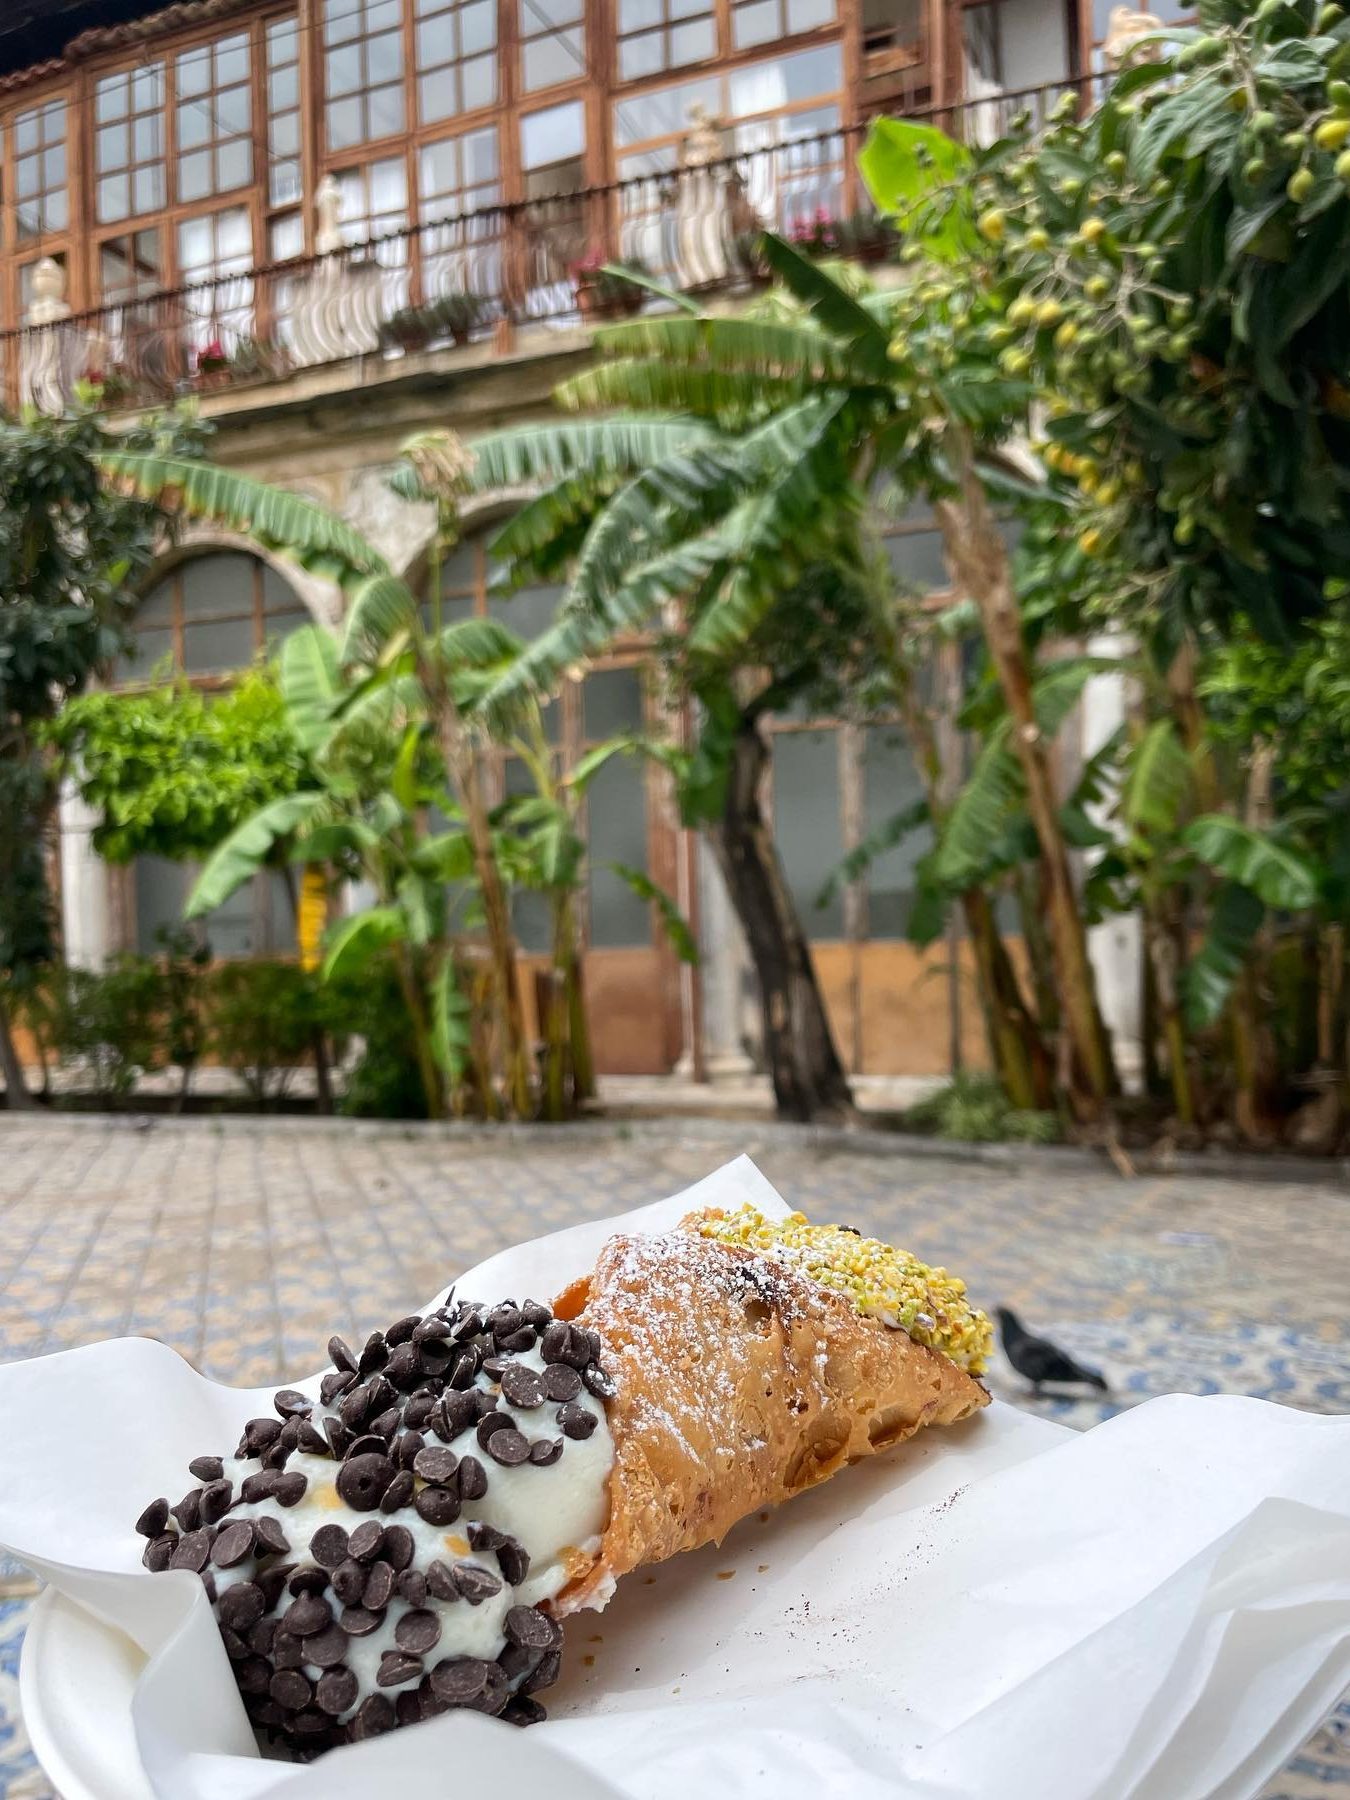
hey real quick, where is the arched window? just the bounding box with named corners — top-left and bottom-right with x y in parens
top-left (114, 550), bottom-right (309, 956)
top-left (115, 550), bottom-right (310, 684)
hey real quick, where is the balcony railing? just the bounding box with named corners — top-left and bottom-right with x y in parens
top-left (2, 78), bottom-right (1087, 419)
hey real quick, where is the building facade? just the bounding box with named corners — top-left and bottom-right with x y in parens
top-left (1, 0), bottom-right (1176, 1083)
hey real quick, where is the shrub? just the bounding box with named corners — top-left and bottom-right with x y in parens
top-left (48, 956), bottom-right (166, 1104)
top-left (208, 961), bottom-right (324, 1107)
top-left (904, 1073), bottom-right (1060, 1145)
top-left (329, 957), bottom-right (430, 1121)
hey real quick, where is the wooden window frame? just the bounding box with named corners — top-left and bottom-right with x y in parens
top-left (117, 553), bottom-right (308, 690)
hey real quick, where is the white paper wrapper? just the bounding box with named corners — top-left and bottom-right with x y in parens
top-left (3, 1154), bottom-right (1349, 1800)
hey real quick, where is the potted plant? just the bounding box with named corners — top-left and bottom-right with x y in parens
top-left (193, 335), bottom-right (231, 389)
top-left (571, 249), bottom-right (649, 320)
top-left (836, 208), bottom-right (900, 265)
top-left (377, 291), bottom-right (488, 355)
top-left (730, 228), bottom-right (771, 286)
top-left (81, 362), bottom-right (138, 410)
top-left (789, 207), bottom-right (841, 258)
top-left (227, 336), bottom-right (288, 384)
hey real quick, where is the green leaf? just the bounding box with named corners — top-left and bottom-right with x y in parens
top-left (816, 798), bottom-right (930, 907)
top-left (390, 723), bottom-right (423, 813)
top-left (1182, 814), bottom-right (1321, 909)
top-left (608, 863), bottom-right (698, 963)
top-left (185, 790), bottom-right (328, 917)
top-left (1182, 881), bottom-right (1264, 1028)
top-left (321, 905), bottom-right (406, 983)
top-left (340, 573), bottom-right (418, 664)
top-left (412, 830), bottom-right (475, 883)
top-left (430, 952), bottom-right (473, 1080)
top-left (858, 118), bottom-right (975, 262)
top-left (279, 626), bottom-right (341, 752)
top-left (1120, 720), bottom-right (1192, 832)
top-left (757, 236), bottom-right (893, 375)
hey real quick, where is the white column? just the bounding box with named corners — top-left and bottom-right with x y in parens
top-left (57, 781), bottom-right (113, 970)
top-left (1082, 634), bottom-right (1144, 1091)
top-left (695, 836), bottom-right (757, 1079)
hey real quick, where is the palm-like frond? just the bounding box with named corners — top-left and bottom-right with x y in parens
top-left (1120, 719), bottom-right (1192, 832)
top-left (558, 358), bottom-right (823, 425)
top-left (279, 627), bottom-right (342, 752)
top-left (563, 314), bottom-right (877, 390)
top-left (339, 574), bottom-right (419, 665)
top-left (759, 234), bottom-right (892, 376)
top-left (97, 452), bottom-right (389, 583)
top-left (466, 417), bottom-right (715, 492)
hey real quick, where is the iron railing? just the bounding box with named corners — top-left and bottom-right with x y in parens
top-left (3, 77), bottom-right (1090, 417)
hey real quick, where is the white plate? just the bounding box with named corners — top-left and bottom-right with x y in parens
top-left (20, 1586), bottom-right (154, 1800)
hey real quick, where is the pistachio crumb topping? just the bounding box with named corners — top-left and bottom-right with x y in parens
top-left (695, 1206), bottom-right (992, 1375)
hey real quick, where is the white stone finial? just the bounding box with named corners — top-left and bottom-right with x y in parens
top-left (315, 174), bottom-right (343, 256)
top-left (26, 255), bottom-right (71, 325)
top-left (681, 101), bottom-right (723, 170)
top-left (1104, 6), bottom-right (1164, 68)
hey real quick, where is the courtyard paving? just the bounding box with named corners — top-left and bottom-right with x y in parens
top-left (1, 1114), bottom-right (1348, 1797)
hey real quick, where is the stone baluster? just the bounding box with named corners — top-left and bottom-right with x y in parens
top-left (290, 175), bottom-right (385, 368)
top-left (20, 257), bottom-right (75, 415)
top-left (672, 103), bottom-right (756, 290)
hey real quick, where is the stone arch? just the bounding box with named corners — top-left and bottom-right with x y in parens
top-left (135, 522), bottom-right (342, 628)
top-left (393, 489), bottom-right (530, 594)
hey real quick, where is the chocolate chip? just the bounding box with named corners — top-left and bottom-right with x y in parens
top-left (384, 1314), bottom-right (421, 1347)
top-left (247, 1617), bottom-right (277, 1656)
top-left (239, 1470), bottom-right (278, 1505)
top-left (260, 1441), bottom-right (291, 1471)
top-left (380, 1470), bottom-right (414, 1513)
top-left (497, 1537), bottom-right (531, 1585)
top-left (303, 1624), bottom-right (349, 1669)
top-left (336, 1454), bottom-right (394, 1512)
top-left (243, 1417), bottom-right (283, 1453)
top-left (384, 1343), bottom-right (421, 1390)
top-left (366, 1374), bottom-right (396, 1415)
top-left (412, 1315), bottom-right (452, 1342)
top-left (404, 1395), bottom-right (435, 1430)
top-left (200, 1479), bottom-right (233, 1526)
top-left (172, 1489), bottom-right (202, 1533)
top-left (236, 1656), bottom-right (272, 1694)
top-left (308, 1524), bottom-right (348, 1570)
top-left (331, 1559), bottom-right (367, 1606)
top-left (448, 1350), bottom-right (479, 1391)
top-left (358, 1333), bottom-right (389, 1377)
top-left (323, 1417), bottom-right (352, 1461)
top-left (343, 1433), bottom-right (387, 1462)
top-left (273, 1632), bottom-right (304, 1670)
top-left (452, 1562), bottom-right (503, 1604)
top-left (411, 1444), bottom-right (458, 1483)
top-left (539, 1320), bottom-right (570, 1363)
top-left (487, 1428), bottom-right (530, 1466)
top-left (297, 1420), bottom-right (330, 1456)
top-left (369, 1407), bottom-right (402, 1442)
top-left (257, 1566), bottom-right (290, 1609)
top-left (451, 1309), bottom-right (484, 1342)
top-left (338, 1384), bottom-right (371, 1430)
top-left (320, 1368), bottom-right (355, 1406)
top-left (426, 1560), bottom-right (458, 1602)
top-left (219, 1624), bottom-right (249, 1662)
top-left (504, 1695), bottom-right (548, 1727)
top-left (476, 1411), bottom-right (512, 1449)
top-left (143, 1532), bottom-right (177, 1571)
top-left (395, 1608), bottom-right (442, 1655)
top-left (496, 1328), bottom-right (536, 1354)
top-left (169, 1529), bottom-right (211, 1572)
top-left (583, 1363), bottom-right (617, 1400)
top-left (500, 1364), bottom-right (545, 1408)
top-left (522, 1300), bottom-right (552, 1329)
top-left (328, 1335), bottom-right (359, 1374)
top-left (466, 1520), bottom-right (506, 1551)
top-left (539, 1361), bottom-right (580, 1403)
top-left (522, 1649), bottom-right (562, 1695)
top-left (557, 1403), bottom-right (597, 1441)
top-left (273, 1471), bottom-right (308, 1507)
top-left (488, 1304), bottom-right (522, 1338)
top-left (218, 1582), bottom-right (264, 1629)
top-left (281, 1592), bottom-right (331, 1637)
top-left (273, 1389), bottom-right (312, 1419)
top-left (505, 1605), bottom-right (558, 1650)
top-left (348, 1519), bottom-right (385, 1562)
top-left (529, 1437), bottom-right (564, 1467)
top-left (188, 1456), bottom-right (224, 1484)
top-left (382, 1524), bottom-right (415, 1573)
top-left (457, 1455), bottom-right (488, 1500)
top-left (431, 1657), bottom-right (491, 1704)
top-left (316, 1665), bottom-right (359, 1716)
top-left (396, 1689), bottom-right (423, 1727)
top-left (377, 1651), bottom-right (422, 1688)
top-left (269, 1668), bottom-right (313, 1712)
top-left (350, 1693), bottom-right (395, 1740)
top-left (499, 1642), bottom-right (541, 1682)
top-left (254, 1516), bottom-right (290, 1557)
top-left (414, 1485), bottom-right (461, 1526)
top-left (441, 1390), bottom-right (478, 1437)
top-left (211, 1521), bottom-right (255, 1569)
top-left (419, 1340), bottom-right (455, 1378)
top-left (395, 1430), bottom-right (424, 1472)
top-left (362, 1560), bottom-right (395, 1611)
top-left (286, 1564), bottom-right (329, 1595)
top-left (396, 1569), bottom-right (428, 1612)
top-left (560, 1329), bottom-right (592, 1371)
top-left (135, 1498), bottom-right (170, 1538)
top-left (339, 1604), bottom-right (384, 1636)
top-left (291, 1709), bottom-right (332, 1740)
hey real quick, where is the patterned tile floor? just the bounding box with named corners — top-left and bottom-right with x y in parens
top-left (0, 1116), bottom-right (1348, 1797)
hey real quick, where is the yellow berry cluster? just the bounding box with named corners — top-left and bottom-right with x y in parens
top-left (694, 1206), bottom-right (992, 1375)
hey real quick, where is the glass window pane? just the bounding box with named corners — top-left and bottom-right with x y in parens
top-left (178, 214), bottom-right (213, 271)
top-left (217, 35), bottom-right (249, 84)
top-left (787, 0), bottom-right (833, 28)
top-left (269, 18), bottom-right (299, 57)
top-left (417, 12), bottom-right (456, 65)
top-left (462, 53), bottom-right (497, 103)
top-left (584, 668), bottom-right (643, 739)
top-left (98, 174), bottom-right (130, 223)
top-left (117, 625), bottom-right (174, 680)
top-left (887, 528), bottom-right (948, 591)
top-left (370, 155), bottom-right (408, 210)
top-left (97, 78), bottom-right (128, 123)
top-left (369, 83), bottom-right (406, 137)
top-left (134, 166), bottom-right (164, 213)
top-left (134, 114), bottom-right (160, 161)
top-left (15, 111), bottom-right (39, 154)
top-left (182, 615), bottom-right (256, 675)
top-left (270, 209), bottom-right (305, 258)
top-left (368, 29), bottom-right (404, 81)
top-left (521, 100), bottom-right (584, 167)
top-left (271, 112), bottom-right (300, 156)
top-left (524, 30), bottom-right (586, 88)
top-left (179, 150), bottom-right (212, 202)
top-left (270, 65), bottom-right (299, 109)
top-left (490, 582), bottom-right (560, 640)
top-left (178, 104), bottom-right (211, 150)
top-left (328, 43), bottom-right (363, 95)
top-left (97, 122), bottom-right (128, 170)
top-left (217, 86), bottom-right (251, 135)
top-left (218, 138), bottom-right (252, 190)
top-left (47, 190), bottom-right (69, 231)
top-left (182, 552), bottom-right (256, 618)
top-left (328, 95), bottom-right (364, 149)
top-left (862, 725), bottom-right (931, 938)
top-left (135, 856), bottom-right (188, 953)
top-left (462, 1), bottom-right (496, 52)
top-left (733, 1), bottom-right (778, 47)
top-left (772, 728), bottom-right (842, 939)
top-left (133, 66), bottom-right (163, 110)
top-left (587, 759), bottom-right (651, 947)
top-left (136, 577), bottom-right (177, 625)
top-left (15, 157), bottom-right (38, 200)
top-left (178, 48), bottom-right (210, 95)
top-left (670, 17), bottom-right (715, 60)
top-left (620, 32), bottom-right (665, 78)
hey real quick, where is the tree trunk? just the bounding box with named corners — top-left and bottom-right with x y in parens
top-left (935, 429), bottom-right (1116, 1118)
top-left (1141, 895), bottom-right (1195, 1126)
top-left (706, 719), bottom-right (854, 1123)
top-left (280, 863), bottom-right (335, 1116)
top-left (961, 888), bottom-right (1053, 1110)
top-left (395, 946), bottom-right (445, 1121)
top-left (0, 996), bottom-right (37, 1110)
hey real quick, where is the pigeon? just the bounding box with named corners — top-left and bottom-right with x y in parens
top-left (996, 1306), bottom-right (1108, 1394)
